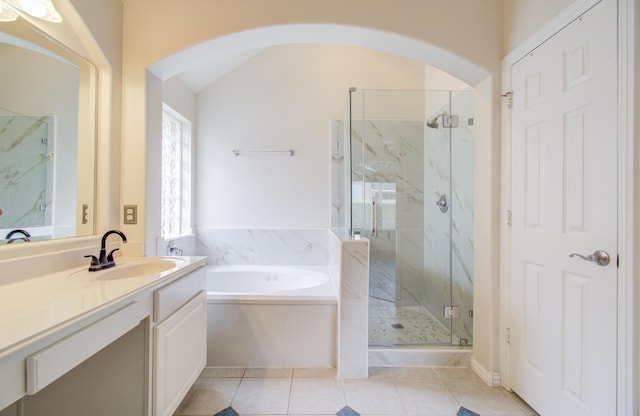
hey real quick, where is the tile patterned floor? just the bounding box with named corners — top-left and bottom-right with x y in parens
top-left (369, 304), bottom-right (456, 345)
top-left (174, 367), bottom-right (539, 416)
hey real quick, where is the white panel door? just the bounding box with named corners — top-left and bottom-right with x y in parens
top-left (509, 0), bottom-right (618, 415)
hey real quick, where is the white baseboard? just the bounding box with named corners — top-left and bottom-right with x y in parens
top-left (470, 357), bottom-right (502, 387)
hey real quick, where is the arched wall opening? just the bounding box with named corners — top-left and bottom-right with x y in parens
top-left (142, 23), bottom-right (501, 379)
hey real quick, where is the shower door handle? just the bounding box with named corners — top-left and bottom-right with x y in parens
top-left (372, 196), bottom-right (379, 238)
top-left (569, 250), bottom-right (611, 266)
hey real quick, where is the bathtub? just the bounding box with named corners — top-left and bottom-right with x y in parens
top-left (205, 265), bottom-right (338, 367)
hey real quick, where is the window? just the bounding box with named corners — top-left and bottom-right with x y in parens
top-left (161, 105), bottom-right (191, 237)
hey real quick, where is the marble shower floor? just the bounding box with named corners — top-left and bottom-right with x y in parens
top-left (369, 303), bottom-right (456, 345)
top-left (173, 366), bottom-right (538, 416)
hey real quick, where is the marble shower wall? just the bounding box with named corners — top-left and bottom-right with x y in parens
top-left (0, 114), bottom-right (52, 230)
top-left (331, 119), bottom-right (347, 233)
top-left (196, 228), bottom-right (329, 265)
top-left (351, 119), bottom-right (425, 307)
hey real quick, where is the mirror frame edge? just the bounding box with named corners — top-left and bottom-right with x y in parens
top-left (0, 0), bottom-right (115, 260)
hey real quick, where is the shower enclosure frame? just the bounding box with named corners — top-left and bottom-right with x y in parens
top-left (340, 87), bottom-right (474, 348)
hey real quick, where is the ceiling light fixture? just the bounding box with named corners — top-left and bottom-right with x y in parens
top-left (1, 0), bottom-right (62, 23)
top-left (0, 1), bottom-right (19, 22)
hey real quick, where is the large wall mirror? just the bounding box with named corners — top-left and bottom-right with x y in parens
top-left (0, 14), bottom-right (96, 244)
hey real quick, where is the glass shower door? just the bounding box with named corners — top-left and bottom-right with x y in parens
top-left (350, 89), bottom-right (457, 346)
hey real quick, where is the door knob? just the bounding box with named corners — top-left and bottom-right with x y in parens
top-left (569, 250), bottom-right (611, 266)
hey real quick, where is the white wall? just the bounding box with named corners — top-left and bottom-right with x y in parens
top-left (195, 44), bottom-right (426, 228)
top-left (149, 76), bottom-right (197, 256)
top-left (502, 0), bottom-right (575, 54)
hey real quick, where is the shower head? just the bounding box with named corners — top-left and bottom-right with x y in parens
top-left (426, 112), bottom-right (448, 129)
top-left (426, 117), bottom-right (439, 129)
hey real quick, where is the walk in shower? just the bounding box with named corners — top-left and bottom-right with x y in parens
top-left (332, 88), bottom-right (474, 348)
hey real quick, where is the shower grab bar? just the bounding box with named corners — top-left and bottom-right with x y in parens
top-left (371, 196), bottom-right (379, 238)
top-left (232, 149), bottom-right (295, 157)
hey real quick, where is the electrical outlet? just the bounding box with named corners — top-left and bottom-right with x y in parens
top-left (124, 205), bottom-right (137, 224)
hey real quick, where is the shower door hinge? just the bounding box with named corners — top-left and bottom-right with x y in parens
top-left (507, 210), bottom-right (512, 226)
top-left (502, 91), bottom-right (513, 109)
top-left (444, 306), bottom-right (460, 319)
top-left (506, 327), bottom-right (511, 345)
top-left (442, 114), bottom-right (459, 128)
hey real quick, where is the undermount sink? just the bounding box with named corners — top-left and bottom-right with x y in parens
top-left (93, 258), bottom-right (184, 280)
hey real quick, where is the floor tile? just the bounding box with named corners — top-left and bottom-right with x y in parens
top-left (288, 377), bottom-right (346, 415)
top-left (232, 377), bottom-right (292, 415)
top-left (343, 378), bottom-right (405, 415)
top-left (174, 378), bottom-right (241, 415)
top-left (174, 367), bottom-right (536, 416)
top-left (434, 367), bottom-right (478, 381)
top-left (369, 367), bottom-right (439, 380)
top-left (394, 378), bottom-right (459, 415)
top-left (293, 367), bottom-right (337, 378)
top-left (244, 367), bottom-right (294, 378)
top-left (445, 379), bottom-right (528, 416)
top-left (201, 367), bottom-right (246, 378)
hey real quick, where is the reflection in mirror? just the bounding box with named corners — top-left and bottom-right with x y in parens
top-left (0, 15), bottom-right (96, 244)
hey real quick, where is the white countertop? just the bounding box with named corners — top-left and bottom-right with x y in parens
top-left (0, 256), bottom-right (207, 355)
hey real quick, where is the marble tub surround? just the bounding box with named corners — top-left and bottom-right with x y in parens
top-left (196, 228), bottom-right (329, 265)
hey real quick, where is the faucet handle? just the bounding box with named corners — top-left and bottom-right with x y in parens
top-left (84, 255), bottom-right (99, 266)
top-left (107, 248), bottom-right (120, 262)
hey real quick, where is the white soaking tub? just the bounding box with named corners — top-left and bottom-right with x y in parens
top-left (205, 265), bottom-right (337, 367)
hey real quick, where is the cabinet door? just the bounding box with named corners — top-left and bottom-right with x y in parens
top-left (154, 291), bottom-right (206, 416)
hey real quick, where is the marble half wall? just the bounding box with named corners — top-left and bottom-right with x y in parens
top-left (195, 228), bottom-right (330, 266)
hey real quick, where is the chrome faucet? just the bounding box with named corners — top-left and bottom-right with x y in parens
top-left (5, 229), bottom-right (31, 244)
top-left (166, 240), bottom-right (183, 256)
top-left (85, 230), bottom-right (128, 271)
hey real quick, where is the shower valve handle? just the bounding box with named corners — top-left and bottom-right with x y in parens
top-left (436, 194), bottom-right (449, 213)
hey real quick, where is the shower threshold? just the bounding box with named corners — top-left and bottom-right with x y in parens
top-left (368, 345), bottom-right (472, 367)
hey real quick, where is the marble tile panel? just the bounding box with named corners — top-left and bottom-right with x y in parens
top-left (340, 240), bottom-right (369, 302)
top-left (396, 229), bottom-right (425, 307)
top-left (254, 229), bottom-right (329, 265)
top-left (196, 228), bottom-right (255, 265)
top-left (369, 246), bottom-right (395, 285)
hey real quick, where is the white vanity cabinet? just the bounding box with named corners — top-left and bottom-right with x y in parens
top-left (0, 256), bottom-right (208, 416)
top-left (152, 267), bottom-right (207, 416)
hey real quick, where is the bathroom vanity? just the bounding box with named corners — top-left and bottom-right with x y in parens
top-left (0, 255), bottom-right (207, 416)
